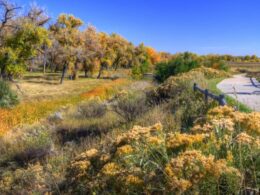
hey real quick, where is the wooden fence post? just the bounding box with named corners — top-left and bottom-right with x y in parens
top-left (205, 89), bottom-right (209, 103)
top-left (193, 83), bottom-right (197, 91)
top-left (193, 83), bottom-right (227, 106)
top-left (218, 94), bottom-right (226, 106)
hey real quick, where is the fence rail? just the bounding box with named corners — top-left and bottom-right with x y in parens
top-left (193, 83), bottom-right (227, 106)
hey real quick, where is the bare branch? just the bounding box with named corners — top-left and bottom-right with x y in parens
top-left (27, 3), bottom-right (50, 26)
top-left (0, 0), bottom-right (21, 33)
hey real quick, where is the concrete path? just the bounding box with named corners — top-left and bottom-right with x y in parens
top-left (217, 74), bottom-right (260, 111)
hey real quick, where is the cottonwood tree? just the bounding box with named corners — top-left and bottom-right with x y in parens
top-left (0, 1), bottom-right (50, 80)
top-left (97, 32), bottom-right (116, 78)
top-left (0, 21), bottom-right (50, 80)
top-left (110, 33), bottom-right (134, 71)
top-left (0, 0), bottom-right (20, 41)
top-left (27, 4), bottom-right (51, 74)
top-left (81, 25), bottom-right (101, 77)
top-left (96, 33), bottom-right (136, 78)
top-left (50, 14), bottom-right (83, 84)
top-left (131, 43), bottom-right (150, 78)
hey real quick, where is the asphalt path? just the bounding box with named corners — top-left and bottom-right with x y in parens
top-left (217, 74), bottom-right (260, 111)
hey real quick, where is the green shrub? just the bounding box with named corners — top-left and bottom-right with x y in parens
top-left (203, 59), bottom-right (229, 71)
top-left (155, 53), bottom-right (200, 82)
top-left (131, 60), bottom-right (150, 79)
top-left (147, 70), bottom-right (215, 130)
top-left (78, 99), bottom-right (107, 118)
top-left (167, 87), bottom-right (213, 131)
top-left (0, 80), bottom-right (19, 108)
top-left (147, 70), bottom-right (206, 104)
top-left (112, 92), bottom-right (148, 122)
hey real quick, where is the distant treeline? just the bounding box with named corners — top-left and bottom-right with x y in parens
top-left (0, 0), bottom-right (259, 83)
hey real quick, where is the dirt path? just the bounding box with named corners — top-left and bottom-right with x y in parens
top-left (217, 74), bottom-right (260, 111)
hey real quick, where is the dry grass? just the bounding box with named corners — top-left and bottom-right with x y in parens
top-left (11, 74), bottom-right (107, 102)
top-left (0, 77), bottom-right (131, 136)
top-left (228, 62), bottom-right (260, 73)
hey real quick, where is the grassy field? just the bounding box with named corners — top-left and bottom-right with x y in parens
top-left (1, 74), bottom-right (132, 135)
top-left (11, 71), bottom-right (132, 102)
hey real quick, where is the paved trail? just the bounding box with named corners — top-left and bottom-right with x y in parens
top-left (217, 74), bottom-right (260, 111)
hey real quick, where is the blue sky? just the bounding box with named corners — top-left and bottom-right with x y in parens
top-left (15, 0), bottom-right (260, 55)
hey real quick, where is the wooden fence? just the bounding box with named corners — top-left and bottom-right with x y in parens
top-left (193, 83), bottom-right (227, 106)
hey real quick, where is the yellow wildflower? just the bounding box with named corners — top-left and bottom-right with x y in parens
top-left (115, 123), bottom-right (163, 145)
top-left (147, 136), bottom-right (163, 145)
top-left (100, 154), bottom-right (111, 162)
top-left (227, 151), bottom-right (233, 162)
top-left (166, 133), bottom-right (205, 149)
top-left (191, 123), bottom-right (213, 133)
top-left (76, 148), bottom-right (99, 160)
top-left (151, 123), bottom-right (163, 132)
top-left (208, 106), bottom-right (234, 119)
top-left (102, 162), bottom-right (121, 176)
top-left (165, 150), bottom-right (240, 192)
top-left (211, 118), bottom-right (234, 132)
top-left (116, 145), bottom-right (134, 156)
top-left (85, 148), bottom-right (99, 158)
top-left (71, 160), bottom-right (91, 171)
top-left (125, 175), bottom-right (143, 186)
top-left (235, 133), bottom-right (255, 145)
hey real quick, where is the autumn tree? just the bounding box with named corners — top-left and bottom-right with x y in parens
top-left (0, 1), bottom-right (50, 80)
top-left (146, 47), bottom-right (161, 65)
top-left (81, 25), bottom-right (101, 77)
top-left (0, 0), bottom-right (20, 40)
top-left (97, 32), bottom-right (116, 78)
top-left (131, 43), bottom-right (150, 78)
top-left (110, 33), bottom-right (134, 71)
top-left (159, 52), bottom-right (172, 63)
top-left (50, 14), bottom-right (83, 84)
top-left (26, 4), bottom-right (51, 74)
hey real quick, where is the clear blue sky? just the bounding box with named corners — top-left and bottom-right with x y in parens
top-left (15, 0), bottom-right (260, 55)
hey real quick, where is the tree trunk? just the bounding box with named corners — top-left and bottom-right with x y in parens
top-left (43, 58), bottom-right (47, 74)
top-left (43, 46), bottom-right (47, 74)
top-left (55, 65), bottom-right (59, 73)
top-left (0, 64), bottom-right (7, 80)
top-left (60, 63), bottom-right (67, 84)
top-left (72, 71), bottom-right (77, 80)
top-left (114, 57), bottom-right (120, 71)
top-left (84, 69), bottom-right (88, 78)
top-left (97, 66), bottom-right (103, 79)
top-left (72, 61), bottom-right (79, 80)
